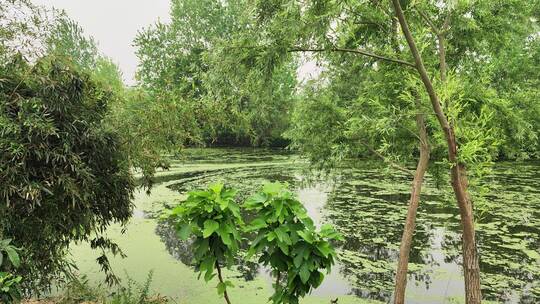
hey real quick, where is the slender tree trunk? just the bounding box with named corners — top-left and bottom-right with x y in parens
top-left (393, 98), bottom-right (430, 304)
top-left (391, 1), bottom-right (482, 303)
top-left (216, 261), bottom-right (232, 304)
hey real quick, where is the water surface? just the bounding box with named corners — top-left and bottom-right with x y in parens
top-left (71, 148), bottom-right (540, 303)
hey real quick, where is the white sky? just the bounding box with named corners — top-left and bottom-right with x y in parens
top-left (32, 0), bottom-right (171, 85)
top-left (30, 0), bottom-right (321, 85)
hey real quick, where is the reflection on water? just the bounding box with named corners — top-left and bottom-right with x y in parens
top-left (150, 149), bottom-right (540, 303)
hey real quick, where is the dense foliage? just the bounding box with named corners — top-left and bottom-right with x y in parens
top-left (2, 0), bottom-right (540, 302)
top-left (245, 182), bottom-right (342, 304)
top-left (166, 183), bottom-right (242, 303)
top-left (165, 182), bottom-right (341, 304)
top-left (0, 56), bottom-right (134, 290)
top-left (134, 0), bottom-right (297, 146)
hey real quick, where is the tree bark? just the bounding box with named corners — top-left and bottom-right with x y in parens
top-left (391, 1), bottom-right (482, 303)
top-left (393, 98), bottom-right (430, 304)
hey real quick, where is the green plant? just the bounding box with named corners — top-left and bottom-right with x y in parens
top-left (166, 181), bottom-right (341, 304)
top-left (109, 271), bottom-right (166, 304)
top-left (0, 56), bottom-right (135, 291)
top-left (165, 183), bottom-right (243, 304)
top-left (0, 239), bottom-right (22, 303)
top-left (245, 182), bottom-right (343, 304)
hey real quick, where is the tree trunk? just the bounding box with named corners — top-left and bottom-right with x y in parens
top-left (393, 100), bottom-right (430, 304)
top-left (391, 1), bottom-right (482, 303)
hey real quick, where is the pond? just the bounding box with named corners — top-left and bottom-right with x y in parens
top-left (70, 148), bottom-right (540, 304)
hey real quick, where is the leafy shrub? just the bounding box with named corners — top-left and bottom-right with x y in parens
top-left (245, 182), bottom-right (343, 304)
top-left (166, 183), bottom-right (243, 303)
top-left (165, 181), bottom-right (342, 304)
top-left (0, 56), bottom-right (135, 292)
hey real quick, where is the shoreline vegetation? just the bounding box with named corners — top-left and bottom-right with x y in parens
top-left (2, 0), bottom-right (540, 303)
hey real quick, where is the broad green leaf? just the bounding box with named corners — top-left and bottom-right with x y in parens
top-left (177, 223), bottom-right (192, 240)
top-left (277, 241), bottom-right (289, 255)
top-left (217, 281), bottom-right (226, 295)
top-left (316, 242), bottom-right (333, 258)
top-left (267, 231), bottom-right (277, 241)
top-left (218, 198), bottom-right (229, 210)
top-left (203, 220), bottom-right (219, 238)
top-left (247, 218), bottom-right (267, 231)
top-left (293, 252), bottom-right (303, 268)
top-left (297, 230), bottom-right (314, 244)
top-left (4, 247), bottom-right (20, 268)
top-left (299, 263), bottom-right (310, 284)
top-left (228, 201), bottom-right (241, 218)
top-left (209, 183), bottom-right (223, 194)
top-left (217, 225), bottom-right (232, 245)
top-left (263, 182), bottom-right (283, 195)
top-left (312, 271), bottom-right (324, 288)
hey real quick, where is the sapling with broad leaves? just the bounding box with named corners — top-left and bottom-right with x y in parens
top-left (165, 183), bottom-right (242, 304)
top-left (244, 182), bottom-right (343, 304)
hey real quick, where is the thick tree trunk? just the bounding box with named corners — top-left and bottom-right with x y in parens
top-left (452, 164), bottom-right (482, 303)
top-left (391, 1), bottom-right (482, 303)
top-left (393, 103), bottom-right (430, 304)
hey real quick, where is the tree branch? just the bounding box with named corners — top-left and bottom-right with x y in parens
top-left (415, 9), bottom-right (441, 35)
top-left (287, 47), bottom-right (416, 68)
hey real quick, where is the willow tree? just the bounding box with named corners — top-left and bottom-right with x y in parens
top-left (206, 0), bottom-right (540, 303)
top-left (134, 0), bottom-right (297, 146)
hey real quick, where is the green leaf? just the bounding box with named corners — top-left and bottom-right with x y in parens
top-left (263, 182), bottom-right (283, 195)
top-left (4, 247), bottom-right (20, 268)
top-left (203, 220), bottom-right (220, 238)
top-left (209, 183), bottom-right (224, 194)
top-left (194, 238), bottom-right (209, 258)
top-left (293, 253), bottom-right (303, 268)
top-left (228, 202), bottom-right (241, 218)
top-left (217, 225), bottom-right (232, 246)
top-left (177, 223), bottom-right (192, 240)
top-left (245, 193), bottom-right (267, 208)
top-left (312, 271), bottom-right (324, 288)
top-left (247, 218), bottom-right (267, 231)
top-left (267, 231), bottom-right (277, 241)
top-left (297, 230), bottom-right (314, 244)
top-left (316, 242), bottom-right (333, 258)
top-left (277, 241), bottom-right (289, 255)
top-left (299, 263), bottom-right (310, 284)
top-left (217, 281), bottom-right (226, 295)
top-left (218, 198), bottom-right (229, 210)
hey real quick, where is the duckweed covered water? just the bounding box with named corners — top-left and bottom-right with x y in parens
top-left (70, 148), bottom-right (540, 303)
